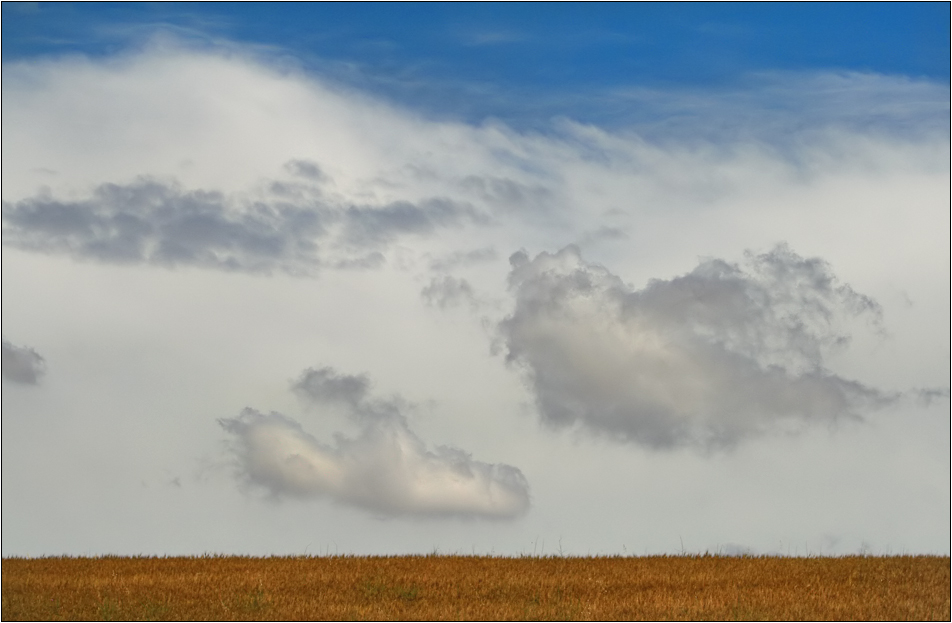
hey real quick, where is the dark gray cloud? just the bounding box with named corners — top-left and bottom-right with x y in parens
top-left (220, 366), bottom-right (530, 519)
top-left (2, 338), bottom-right (46, 385)
top-left (421, 276), bottom-right (478, 310)
top-left (3, 177), bottom-right (487, 275)
top-left (284, 159), bottom-right (327, 181)
top-left (2, 179), bottom-right (327, 274)
top-left (292, 366), bottom-right (371, 408)
top-left (914, 387), bottom-right (951, 407)
top-left (342, 198), bottom-right (486, 245)
top-left (500, 244), bottom-right (892, 450)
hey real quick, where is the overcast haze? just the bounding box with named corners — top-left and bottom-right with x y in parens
top-left (2, 3), bottom-right (949, 557)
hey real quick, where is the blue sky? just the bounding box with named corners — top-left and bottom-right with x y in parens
top-left (2, 3), bottom-right (949, 557)
top-left (4, 2), bottom-right (949, 126)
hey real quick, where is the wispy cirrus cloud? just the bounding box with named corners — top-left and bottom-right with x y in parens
top-left (607, 71), bottom-right (950, 141)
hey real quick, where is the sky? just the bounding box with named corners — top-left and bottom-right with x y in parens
top-left (1, 3), bottom-right (949, 557)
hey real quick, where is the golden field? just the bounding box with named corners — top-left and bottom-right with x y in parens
top-left (2, 554), bottom-right (948, 621)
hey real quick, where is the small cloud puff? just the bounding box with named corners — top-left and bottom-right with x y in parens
top-left (219, 367), bottom-right (530, 519)
top-left (421, 276), bottom-right (479, 310)
top-left (2, 338), bottom-right (46, 385)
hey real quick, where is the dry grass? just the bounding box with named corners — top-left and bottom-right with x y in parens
top-left (2, 554), bottom-right (948, 621)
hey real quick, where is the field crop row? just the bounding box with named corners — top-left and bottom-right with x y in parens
top-left (2, 554), bottom-right (949, 620)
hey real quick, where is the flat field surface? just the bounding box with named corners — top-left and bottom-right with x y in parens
top-left (2, 555), bottom-right (949, 621)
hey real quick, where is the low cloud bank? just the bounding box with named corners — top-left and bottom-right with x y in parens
top-left (501, 245), bottom-right (892, 450)
top-left (2, 338), bottom-right (46, 385)
top-left (2, 176), bottom-right (483, 275)
top-left (219, 367), bottom-right (530, 519)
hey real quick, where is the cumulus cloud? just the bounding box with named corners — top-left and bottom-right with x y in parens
top-left (219, 366), bottom-right (530, 518)
top-left (2, 177), bottom-right (486, 275)
top-left (2, 338), bottom-right (46, 385)
top-left (501, 244), bottom-right (892, 450)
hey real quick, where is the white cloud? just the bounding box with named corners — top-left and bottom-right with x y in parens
top-left (220, 367), bottom-right (530, 519)
top-left (1, 38), bottom-right (947, 555)
top-left (3, 43), bottom-right (947, 282)
top-left (501, 244), bottom-right (892, 450)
